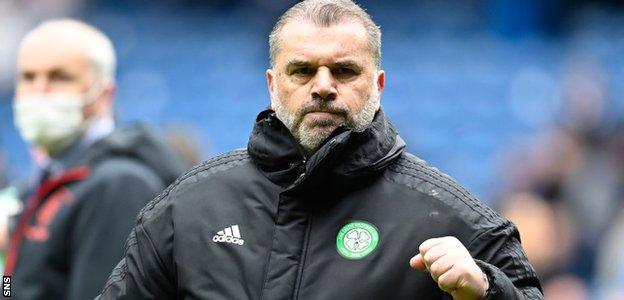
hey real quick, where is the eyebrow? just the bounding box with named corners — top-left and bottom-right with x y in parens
top-left (48, 68), bottom-right (73, 77)
top-left (20, 70), bottom-right (35, 76)
top-left (285, 60), bottom-right (312, 68)
top-left (332, 60), bottom-right (361, 69)
top-left (285, 59), bottom-right (362, 69)
top-left (20, 67), bottom-right (73, 77)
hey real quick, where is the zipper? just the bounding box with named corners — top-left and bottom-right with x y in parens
top-left (288, 158), bottom-right (307, 189)
top-left (297, 158), bottom-right (307, 179)
top-left (292, 214), bottom-right (313, 300)
top-left (289, 136), bottom-right (343, 189)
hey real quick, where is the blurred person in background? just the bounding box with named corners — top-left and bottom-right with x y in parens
top-left (497, 56), bottom-right (624, 299)
top-left (98, 1), bottom-right (542, 299)
top-left (4, 19), bottom-right (188, 300)
top-left (592, 122), bottom-right (624, 299)
top-left (499, 192), bottom-right (588, 300)
top-left (595, 206), bottom-right (624, 299)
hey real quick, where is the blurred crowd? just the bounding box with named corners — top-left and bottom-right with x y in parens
top-left (1, 0), bottom-right (624, 299)
top-left (495, 55), bottom-right (624, 299)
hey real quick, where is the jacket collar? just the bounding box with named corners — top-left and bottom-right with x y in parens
top-left (247, 109), bottom-right (405, 191)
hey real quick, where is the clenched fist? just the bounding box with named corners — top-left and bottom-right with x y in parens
top-left (410, 236), bottom-right (489, 300)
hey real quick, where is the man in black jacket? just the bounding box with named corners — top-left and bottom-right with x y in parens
top-left (5, 19), bottom-right (188, 299)
top-left (99, 0), bottom-right (543, 299)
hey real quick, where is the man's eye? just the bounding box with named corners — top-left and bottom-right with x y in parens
top-left (49, 72), bottom-right (73, 82)
top-left (20, 73), bottom-right (35, 82)
top-left (292, 67), bottom-right (314, 76)
top-left (334, 67), bottom-right (356, 76)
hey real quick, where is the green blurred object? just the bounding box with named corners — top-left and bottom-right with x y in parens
top-left (0, 250), bottom-right (4, 274)
top-left (0, 186), bottom-right (20, 275)
top-left (0, 186), bottom-right (21, 216)
top-left (0, 186), bottom-right (19, 202)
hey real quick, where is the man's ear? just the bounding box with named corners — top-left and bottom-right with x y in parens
top-left (266, 69), bottom-right (276, 108)
top-left (85, 81), bottom-right (115, 118)
top-left (374, 70), bottom-right (385, 111)
top-left (100, 82), bottom-right (116, 116)
top-left (101, 81), bottom-right (116, 101)
top-left (376, 70), bottom-right (385, 95)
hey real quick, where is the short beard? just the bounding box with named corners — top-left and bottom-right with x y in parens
top-left (272, 89), bottom-right (380, 154)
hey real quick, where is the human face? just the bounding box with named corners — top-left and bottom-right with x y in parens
top-left (16, 37), bottom-right (93, 98)
top-left (15, 32), bottom-right (113, 122)
top-left (267, 20), bottom-right (385, 153)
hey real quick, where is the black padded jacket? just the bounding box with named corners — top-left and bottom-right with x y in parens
top-left (98, 110), bottom-right (542, 299)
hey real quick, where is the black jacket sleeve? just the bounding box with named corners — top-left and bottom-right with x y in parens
top-left (96, 223), bottom-right (174, 299)
top-left (470, 222), bottom-right (543, 299)
top-left (67, 160), bottom-right (165, 300)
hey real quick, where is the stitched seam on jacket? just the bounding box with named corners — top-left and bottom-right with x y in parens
top-left (292, 216), bottom-right (313, 300)
top-left (522, 288), bottom-right (543, 298)
top-left (137, 150), bottom-right (248, 222)
top-left (509, 238), bottom-right (534, 276)
top-left (501, 236), bottom-right (523, 280)
top-left (388, 161), bottom-right (502, 226)
top-left (99, 150), bottom-right (249, 295)
top-left (259, 220), bottom-right (279, 300)
top-left (394, 157), bottom-right (500, 221)
top-left (501, 241), bottom-right (543, 299)
top-left (101, 261), bottom-right (127, 293)
top-left (468, 224), bottom-right (535, 280)
top-left (101, 238), bottom-right (132, 294)
top-left (494, 234), bottom-right (537, 282)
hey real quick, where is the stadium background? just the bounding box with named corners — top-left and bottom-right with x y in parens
top-left (1, 0), bottom-right (624, 299)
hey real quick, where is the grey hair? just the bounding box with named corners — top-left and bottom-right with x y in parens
top-left (24, 19), bottom-right (117, 84)
top-left (269, 0), bottom-right (381, 69)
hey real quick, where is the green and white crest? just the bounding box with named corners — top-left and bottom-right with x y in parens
top-left (336, 221), bottom-right (379, 259)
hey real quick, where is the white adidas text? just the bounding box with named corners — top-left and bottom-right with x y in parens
top-left (213, 225), bottom-right (245, 246)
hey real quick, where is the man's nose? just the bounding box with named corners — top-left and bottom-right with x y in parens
top-left (31, 75), bottom-right (51, 93)
top-left (311, 67), bottom-right (337, 101)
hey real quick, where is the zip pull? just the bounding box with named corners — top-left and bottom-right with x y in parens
top-left (298, 158), bottom-right (307, 178)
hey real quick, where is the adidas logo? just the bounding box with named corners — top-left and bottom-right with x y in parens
top-left (212, 225), bottom-right (245, 246)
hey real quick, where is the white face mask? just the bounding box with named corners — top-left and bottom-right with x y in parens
top-left (13, 93), bottom-right (90, 156)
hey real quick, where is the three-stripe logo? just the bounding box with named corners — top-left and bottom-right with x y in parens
top-left (212, 225), bottom-right (245, 246)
